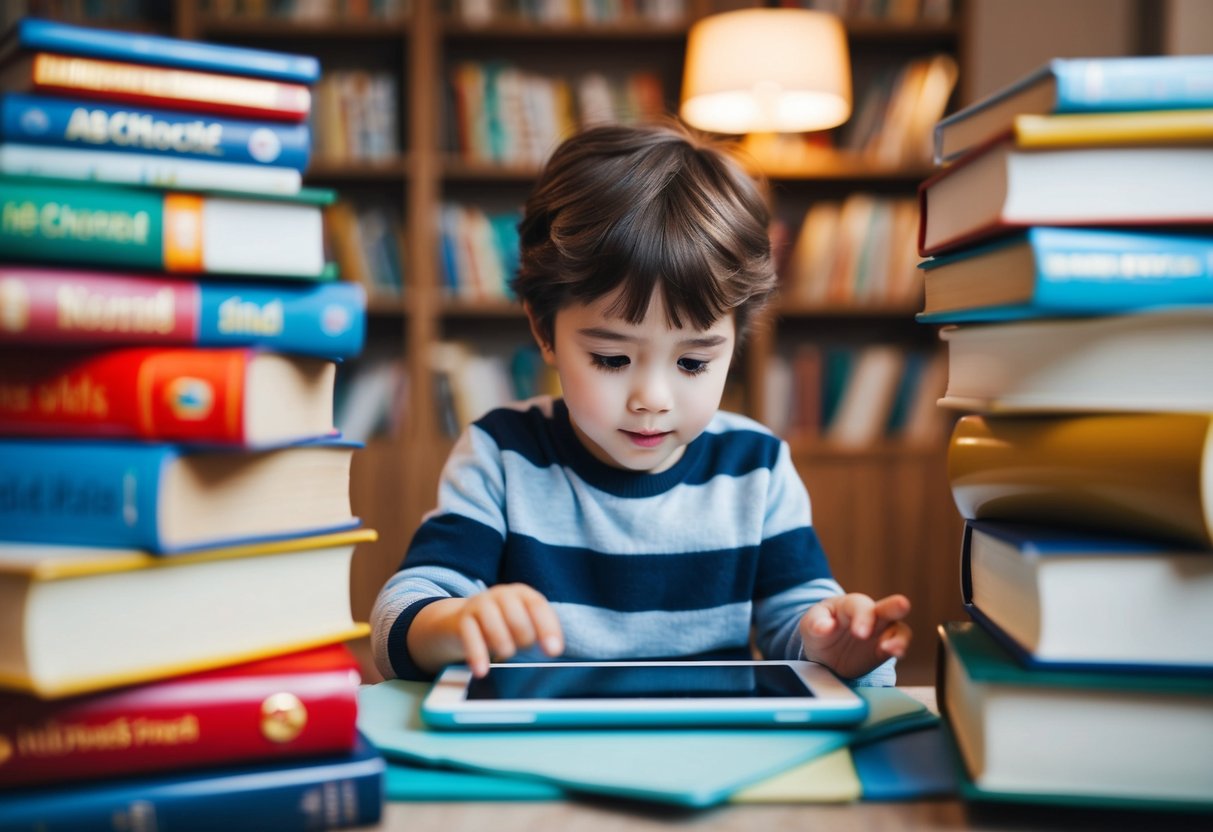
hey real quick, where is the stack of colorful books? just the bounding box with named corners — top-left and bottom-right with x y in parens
top-left (917, 53), bottom-right (1213, 812)
top-left (0, 18), bottom-right (383, 830)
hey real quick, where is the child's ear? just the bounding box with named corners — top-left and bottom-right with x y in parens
top-left (524, 303), bottom-right (556, 366)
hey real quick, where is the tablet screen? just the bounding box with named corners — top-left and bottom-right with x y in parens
top-left (466, 664), bottom-right (816, 701)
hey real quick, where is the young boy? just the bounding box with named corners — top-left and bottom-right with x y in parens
top-left (371, 121), bottom-right (911, 685)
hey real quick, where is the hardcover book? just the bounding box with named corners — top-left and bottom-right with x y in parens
top-left (0, 92), bottom-right (312, 169)
top-left (0, 176), bottom-right (334, 278)
top-left (917, 139), bottom-right (1213, 255)
top-left (0, 643), bottom-right (362, 787)
top-left (917, 227), bottom-right (1213, 323)
top-left (0, 346), bottom-right (338, 446)
top-left (936, 621), bottom-right (1213, 810)
top-left (934, 307), bottom-right (1213, 413)
top-left (932, 55), bottom-right (1213, 163)
top-left (0, 437), bottom-right (360, 552)
top-left (1011, 107), bottom-right (1213, 150)
top-left (947, 412), bottom-right (1213, 548)
top-left (0, 267), bottom-right (366, 358)
top-left (0, 732), bottom-right (384, 831)
top-left (960, 521), bottom-right (1213, 671)
top-left (0, 17), bottom-right (320, 84)
top-left (0, 529), bottom-right (375, 698)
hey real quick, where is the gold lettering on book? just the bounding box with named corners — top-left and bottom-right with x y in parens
top-left (1, 201), bottom-right (150, 245)
top-left (65, 107), bottom-right (224, 155)
top-left (217, 297), bottom-right (283, 336)
top-left (34, 374), bottom-right (109, 419)
top-left (13, 715), bottom-right (201, 759)
top-left (1042, 252), bottom-right (1202, 279)
top-left (57, 286), bottom-right (176, 335)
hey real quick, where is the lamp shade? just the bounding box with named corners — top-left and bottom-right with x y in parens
top-left (680, 8), bottom-right (852, 134)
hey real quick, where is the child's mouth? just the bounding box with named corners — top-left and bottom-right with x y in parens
top-left (622, 430), bottom-right (670, 448)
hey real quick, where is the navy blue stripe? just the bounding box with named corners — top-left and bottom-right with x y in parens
top-left (402, 514), bottom-right (504, 585)
top-left (386, 596), bottom-right (445, 681)
top-left (498, 534), bottom-right (760, 612)
top-left (754, 527), bottom-right (833, 600)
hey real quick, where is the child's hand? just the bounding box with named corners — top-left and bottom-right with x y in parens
top-left (458, 583), bottom-right (564, 677)
top-left (798, 593), bottom-right (911, 681)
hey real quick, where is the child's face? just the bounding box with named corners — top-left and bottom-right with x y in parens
top-left (537, 287), bottom-right (736, 473)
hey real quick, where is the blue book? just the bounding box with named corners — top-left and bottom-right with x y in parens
top-left (918, 227), bottom-right (1213, 323)
top-left (0, 93), bottom-right (312, 170)
top-left (0, 18), bottom-right (320, 84)
top-left (0, 438), bottom-right (360, 553)
top-left (0, 734), bottom-right (384, 831)
top-left (934, 55), bottom-right (1213, 162)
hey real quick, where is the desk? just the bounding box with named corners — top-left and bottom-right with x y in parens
top-left (361, 688), bottom-right (1208, 832)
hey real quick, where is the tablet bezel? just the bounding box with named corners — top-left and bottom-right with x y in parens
top-left (420, 660), bottom-right (869, 729)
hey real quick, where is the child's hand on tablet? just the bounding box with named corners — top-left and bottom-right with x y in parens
top-left (457, 584), bottom-right (565, 677)
top-left (799, 593), bottom-right (911, 681)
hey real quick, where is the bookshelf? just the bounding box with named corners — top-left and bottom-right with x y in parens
top-left (160, 0), bottom-right (969, 684)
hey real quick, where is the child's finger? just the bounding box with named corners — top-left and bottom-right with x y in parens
top-left (523, 592), bottom-right (564, 656)
top-left (460, 614), bottom-right (491, 678)
top-left (472, 600), bottom-right (517, 660)
top-left (840, 594), bottom-right (877, 640)
top-left (803, 600), bottom-right (838, 637)
top-left (873, 594), bottom-right (911, 623)
top-left (877, 621), bottom-right (912, 659)
top-left (498, 592), bottom-right (538, 648)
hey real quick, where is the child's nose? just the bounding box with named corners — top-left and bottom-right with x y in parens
top-left (627, 370), bottom-right (673, 413)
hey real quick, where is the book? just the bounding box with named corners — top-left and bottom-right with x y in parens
top-left (0, 346), bottom-right (337, 446)
top-left (0, 93), bottom-right (312, 170)
top-left (947, 412), bottom-right (1213, 548)
top-left (917, 227), bottom-right (1213, 323)
top-left (1012, 108), bottom-right (1213, 150)
top-left (0, 176), bottom-right (333, 278)
top-left (0, 732), bottom-right (383, 831)
top-left (935, 307), bottom-right (1213, 413)
top-left (0, 643), bottom-right (362, 787)
top-left (0, 267), bottom-right (366, 358)
top-left (0, 53), bottom-right (312, 122)
top-left (960, 521), bottom-right (1213, 671)
top-left (917, 139), bottom-right (1213, 255)
top-left (0, 142), bottom-right (303, 196)
top-left (0, 437), bottom-right (360, 553)
top-left (0, 17), bottom-right (321, 84)
top-left (936, 621), bottom-right (1213, 809)
top-left (0, 529), bottom-right (374, 698)
top-left (932, 55), bottom-right (1213, 163)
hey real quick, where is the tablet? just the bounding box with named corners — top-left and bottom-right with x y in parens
top-left (419, 660), bottom-right (868, 729)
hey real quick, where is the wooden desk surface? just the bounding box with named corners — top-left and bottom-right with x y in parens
top-left (361, 687), bottom-right (1208, 832)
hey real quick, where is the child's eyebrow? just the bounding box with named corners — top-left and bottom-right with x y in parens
top-left (576, 327), bottom-right (727, 349)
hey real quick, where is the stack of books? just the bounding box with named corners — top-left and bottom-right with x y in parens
top-left (917, 54), bottom-right (1213, 812)
top-left (0, 18), bottom-right (383, 830)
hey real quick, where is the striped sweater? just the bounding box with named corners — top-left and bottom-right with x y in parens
top-left (371, 396), bottom-right (895, 686)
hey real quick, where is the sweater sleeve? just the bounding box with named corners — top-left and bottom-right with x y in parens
top-left (370, 423), bottom-right (509, 681)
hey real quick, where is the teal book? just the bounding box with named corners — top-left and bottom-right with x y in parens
top-left (0, 175), bottom-right (334, 278)
top-left (934, 55), bottom-right (1213, 163)
top-left (936, 622), bottom-right (1213, 811)
top-left (0, 438), bottom-right (359, 553)
top-left (918, 227), bottom-right (1213, 323)
top-left (0, 734), bottom-right (383, 831)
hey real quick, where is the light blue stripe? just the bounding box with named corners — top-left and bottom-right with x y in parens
top-left (432, 426), bottom-right (508, 537)
top-left (551, 602), bottom-right (753, 659)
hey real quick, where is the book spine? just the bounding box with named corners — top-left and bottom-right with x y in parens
top-left (197, 281), bottom-right (366, 358)
top-left (0, 178), bottom-right (167, 270)
top-left (0, 347), bottom-right (260, 443)
top-left (0, 440), bottom-right (165, 548)
top-left (1054, 56), bottom-right (1213, 112)
top-left (29, 54), bottom-right (312, 123)
top-left (0, 143), bottom-right (303, 197)
top-left (0, 740), bottom-right (384, 832)
top-left (0, 93), bottom-right (312, 169)
top-left (0, 666), bottom-right (360, 788)
top-left (1013, 109), bottom-right (1213, 149)
top-left (12, 18), bottom-right (320, 84)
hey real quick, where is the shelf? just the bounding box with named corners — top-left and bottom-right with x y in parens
top-left (442, 158), bottom-right (542, 183)
top-left (773, 301), bottom-right (922, 319)
top-left (193, 17), bottom-right (410, 38)
top-left (760, 155), bottom-right (936, 184)
top-left (438, 298), bottom-right (524, 318)
top-left (442, 19), bottom-right (692, 42)
top-left (365, 293), bottom-right (409, 316)
top-left (306, 158), bottom-right (413, 182)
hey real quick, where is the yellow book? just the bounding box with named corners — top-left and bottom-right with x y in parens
top-left (1014, 108), bottom-right (1213, 148)
top-left (948, 413), bottom-right (1213, 548)
top-left (0, 529), bottom-right (376, 698)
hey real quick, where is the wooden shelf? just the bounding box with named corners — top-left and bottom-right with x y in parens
top-left (306, 157), bottom-right (412, 182)
top-left (442, 19), bottom-right (692, 41)
top-left (438, 298), bottom-right (524, 318)
top-left (773, 301), bottom-right (922, 319)
top-left (441, 158), bottom-right (542, 183)
top-left (194, 17), bottom-right (410, 38)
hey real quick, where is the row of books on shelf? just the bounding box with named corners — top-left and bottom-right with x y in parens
top-left (203, 0), bottom-right (410, 18)
top-left (448, 60), bottom-right (664, 167)
top-left (448, 0), bottom-right (687, 26)
top-left (311, 69), bottom-right (400, 164)
top-left (914, 52), bottom-right (1213, 813)
top-left (0, 18), bottom-right (384, 829)
top-left (790, 0), bottom-right (956, 25)
top-left (439, 201), bottom-right (520, 301)
top-left (779, 193), bottom-right (921, 308)
top-left (329, 197), bottom-right (406, 299)
top-left (431, 339), bottom-right (558, 437)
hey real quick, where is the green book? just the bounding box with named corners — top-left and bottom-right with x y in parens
top-left (936, 621), bottom-right (1213, 811)
top-left (0, 175), bottom-right (335, 279)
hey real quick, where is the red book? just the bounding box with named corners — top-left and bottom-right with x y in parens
top-left (0, 345), bottom-right (336, 446)
top-left (0, 643), bottom-right (361, 789)
top-left (0, 52), bottom-right (311, 121)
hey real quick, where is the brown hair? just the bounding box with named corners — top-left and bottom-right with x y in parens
top-left (513, 120), bottom-right (776, 348)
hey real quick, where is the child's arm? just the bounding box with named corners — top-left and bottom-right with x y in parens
top-left (798, 593), bottom-right (911, 681)
top-left (407, 583), bottom-right (564, 678)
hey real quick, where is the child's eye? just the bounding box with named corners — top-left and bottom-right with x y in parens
top-left (590, 353), bottom-right (630, 372)
top-left (678, 357), bottom-right (709, 376)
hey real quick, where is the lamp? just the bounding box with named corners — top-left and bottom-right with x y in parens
top-left (680, 8), bottom-right (852, 135)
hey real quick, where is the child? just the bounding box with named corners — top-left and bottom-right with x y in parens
top-left (371, 121), bottom-right (911, 685)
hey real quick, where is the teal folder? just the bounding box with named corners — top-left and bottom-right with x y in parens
top-left (358, 681), bottom-right (936, 808)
